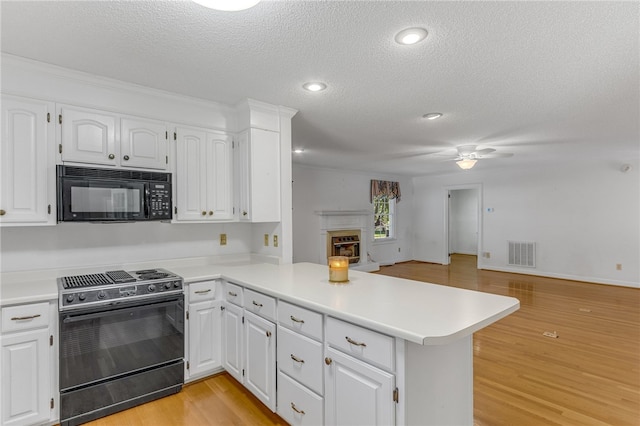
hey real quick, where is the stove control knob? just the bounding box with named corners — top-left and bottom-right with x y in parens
top-left (174, 281), bottom-right (181, 288)
top-left (164, 282), bottom-right (172, 290)
top-left (78, 293), bottom-right (86, 301)
top-left (97, 291), bottom-right (106, 300)
top-left (66, 294), bottom-right (75, 303)
top-left (148, 284), bottom-right (156, 292)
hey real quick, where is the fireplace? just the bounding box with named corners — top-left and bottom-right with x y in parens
top-left (316, 210), bottom-right (379, 272)
top-left (327, 230), bottom-right (361, 264)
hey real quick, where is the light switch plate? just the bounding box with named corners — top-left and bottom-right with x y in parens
top-left (264, 234), bottom-right (269, 246)
top-left (273, 235), bottom-right (278, 247)
top-left (220, 234), bottom-right (227, 246)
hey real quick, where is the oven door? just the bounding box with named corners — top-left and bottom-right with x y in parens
top-left (59, 177), bottom-right (148, 221)
top-left (59, 294), bottom-right (184, 391)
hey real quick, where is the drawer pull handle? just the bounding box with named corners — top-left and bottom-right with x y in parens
top-left (11, 314), bottom-right (41, 321)
top-left (291, 402), bottom-right (305, 415)
top-left (324, 357), bottom-right (332, 365)
top-left (194, 289), bottom-right (211, 294)
top-left (228, 291), bottom-right (238, 297)
top-left (290, 354), bottom-right (305, 364)
top-left (290, 315), bottom-right (305, 324)
top-left (266, 330), bottom-right (272, 338)
top-left (346, 336), bottom-right (367, 347)
top-left (252, 301), bottom-right (263, 307)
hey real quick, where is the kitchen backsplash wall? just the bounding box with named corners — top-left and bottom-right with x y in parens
top-left (0, 222), bottom-right (253, 272)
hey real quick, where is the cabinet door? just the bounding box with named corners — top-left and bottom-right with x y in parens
top-left (175, 127), bottom-right (207, 221)
top-left (59, 105), bottom-right (118, 166)
top-left (244, 311), bottom-right (276, 412)
top-left (1, 328), bottom-right (50, 426)
top-left (188, 300), bottom-right (222, 379)
top-left (120, 117), bottom-right (168, 170)
top-left (222, 302), bottom-right (243, 383)
top-left (237, 129), bottom-right (280, 222)
top-left (324, 347), bottom-right (395, 426)
top-left (204, 132), bottom-right (233, 220)
top-left (0, 95), bottom-right (54, 225)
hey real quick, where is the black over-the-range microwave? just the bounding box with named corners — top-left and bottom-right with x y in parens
top-left (57, 165), bottom-right (172, 222)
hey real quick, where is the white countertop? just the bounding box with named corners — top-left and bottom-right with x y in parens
top-left (1, 260), bottom-right (519, 346)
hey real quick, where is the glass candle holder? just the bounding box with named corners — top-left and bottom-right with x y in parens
top-left (328, 256), bottom-right (349, 283)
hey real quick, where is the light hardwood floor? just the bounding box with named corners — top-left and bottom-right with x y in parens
top-left (85, 255), bottom-right (639, 425)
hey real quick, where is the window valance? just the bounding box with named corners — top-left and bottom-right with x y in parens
top-left (370, 180), bottom-right (401, 203)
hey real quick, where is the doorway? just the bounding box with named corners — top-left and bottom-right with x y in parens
top-left (443, 184), bottom-right (481, 267)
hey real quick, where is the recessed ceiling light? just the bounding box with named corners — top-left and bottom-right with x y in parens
top-left (192, 0), bottom-right (260, 11)
top-left (303, 82), bottom-right (327, 92)
top-left (395, 27), bottom-right (428, 45)
top-left (422, 113), bottom-right (443, 120)
top-left (293, 148), bottom-right (304, 154)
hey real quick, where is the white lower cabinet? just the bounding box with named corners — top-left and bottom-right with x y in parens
top-left (324, 346), bottom-right (395, 426)
top-left (185, 280), bottom-right (223, 382)
top-left (243, 311), bottom-right (276, 411)
top-left (222, 302), bottom-right (244, 383)
top-left (0, 302), bottom-right (56, 426)
top-left (277, 370), bottom-right (324, 426)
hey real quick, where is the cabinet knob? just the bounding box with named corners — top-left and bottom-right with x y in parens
top-left (208, 211), bottom-right (213, 216)
top-left (201, 211), bottom-right (207, 216)
top-left (108, 154), bottom-right (115, 160)
top-left (266, 330), bottom-right (272, 338)
top-left (242, 211), bottom-right (248, 216)
top-left (0, 209), bottom-right (5, 216)
top-left (123, 155), bottom-right (130, 161)
top-left (325, 357), bottom-right (333, 365)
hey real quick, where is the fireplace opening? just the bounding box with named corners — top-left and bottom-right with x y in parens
top-left (327, 230), bottom-right (361, 264)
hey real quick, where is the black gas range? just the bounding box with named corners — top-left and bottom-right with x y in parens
top-left (57, 267), bottom-right (184, 426)
top-left (58, 268), bottom-right (183, 311)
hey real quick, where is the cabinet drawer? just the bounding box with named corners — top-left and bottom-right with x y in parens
top-left (278, 300), bottom-right (323, 341)
top-left (277, 326), bottom-right (323, 395)
top-left (224, 282), bottom-right (243, 306)
top-left (326, 317), bottom-right (395, 371)
top-left (2, 302), bottom-right (50, 333)
top-left (188, 280), bottom-right (216, 302)
top-left (244, 288), bottom-right (276, 322)
top-left (277, 370), bottom-right (323, 426)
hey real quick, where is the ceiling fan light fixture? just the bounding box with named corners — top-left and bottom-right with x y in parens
top-left (395, 27), bottom-right (428, 45)
top-left (303, 82), bottom-right (327, 92)
top-left (192, 0), bottom-right (261, 11)
top-left (456, 159), bottom-right (477, 170)
top-left (422, 113), bottom-right (443, 120)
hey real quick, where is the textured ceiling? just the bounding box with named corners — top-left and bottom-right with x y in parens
top-left (1, 0), bottom-right (638, 176)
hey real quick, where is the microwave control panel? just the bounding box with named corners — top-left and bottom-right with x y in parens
top-left (149, 183), bottom-right (172, 219)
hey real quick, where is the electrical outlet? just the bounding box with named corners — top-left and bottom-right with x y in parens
top-left (264, 234), bottom-right (269, 246)
top-left (616, 263), bottom-right (622, 270)
top-left (220, 234), bottom-right (227, 246)
top-left (273, 235), bottom-right (278, 247)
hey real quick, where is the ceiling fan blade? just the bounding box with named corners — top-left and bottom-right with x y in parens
top-left (475, 148), bottom-right (496, 155)
top-left (478, 152), bottom-right (514, 159)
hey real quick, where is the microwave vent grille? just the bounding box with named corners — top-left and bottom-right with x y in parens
top-left (60, 166), bottom-right (171, 182)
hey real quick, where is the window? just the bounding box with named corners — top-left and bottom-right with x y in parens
top-left (373, 195), bottom-right (395, 240)
top-left (370, 179), bottom-right (401, 241)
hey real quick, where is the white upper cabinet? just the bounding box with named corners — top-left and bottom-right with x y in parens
top-left (175, 126), bottom-right (233, 222)
top-left (58, 105), bottom-right (168, 170)
top-left (120, 117), bottom-right (168, 170)
top-left (58, 104), bottom-right (119, 166)
top-left (1, 95), bottom-right (55, 226)
top-left (237, 128), bottom-right (280, 222)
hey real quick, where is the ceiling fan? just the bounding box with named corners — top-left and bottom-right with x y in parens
top-left (446, 145), bottom-right (514, 169)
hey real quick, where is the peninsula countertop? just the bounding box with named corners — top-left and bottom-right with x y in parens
top-left (1, 260), bottom-right (519, 346)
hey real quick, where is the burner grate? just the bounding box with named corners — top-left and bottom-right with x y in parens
top-left (61, 273), bottom-right (112, 289)
top-left (138, 273), bottom-right (169, 280)
top-left (106, 270), bottom-right (136, 283)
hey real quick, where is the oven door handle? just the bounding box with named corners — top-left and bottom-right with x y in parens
top-left (62, 298), bottom-right (180, 324)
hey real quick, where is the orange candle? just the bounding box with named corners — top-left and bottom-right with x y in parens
top-left (328, 256), bottom-right (349, 282)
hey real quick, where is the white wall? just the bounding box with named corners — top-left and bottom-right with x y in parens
top-left (292, 165), bottom-right (414, 265)
top-left (449, 189), bottom-right (478, 255)
top-left (413, 160), bottom-right (640, 287)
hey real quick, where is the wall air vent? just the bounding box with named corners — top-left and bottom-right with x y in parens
top-left (508, 241), bottom-right (536, 267)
